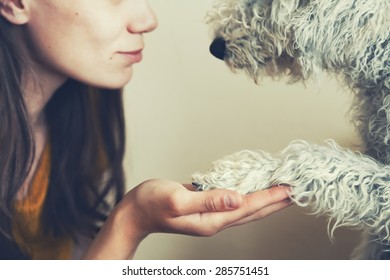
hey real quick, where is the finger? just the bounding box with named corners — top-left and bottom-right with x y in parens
top-left (226, 199), bottom-right (293, 227)
top-left (178, 188), bottom-right (244, 215)
top-left (182, 183), bottom-right (197, 191)
top-left (194, 186), bottom-right (291, 227)
top-left (244, 186), bottom-right (290, 210)
top-left (179, 199), bottom-right (291, 237)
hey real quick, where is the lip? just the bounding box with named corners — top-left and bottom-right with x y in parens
top-left (117, 49), bottom-right (143, 64)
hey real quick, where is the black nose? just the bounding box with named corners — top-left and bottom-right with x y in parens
top-left (209, 37), bottom-right (226, 60)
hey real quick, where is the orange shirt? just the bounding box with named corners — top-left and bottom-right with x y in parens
top-left (12, 143), bottom-right (73, 259)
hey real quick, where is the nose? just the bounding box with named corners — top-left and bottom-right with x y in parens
top-left (209, 37), bottom-right (226, 60)
top-left (127, 0), bottom-right (158, 34)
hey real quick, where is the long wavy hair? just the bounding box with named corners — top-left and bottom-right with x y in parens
top-left (0, 13), bottom-right (125, 259)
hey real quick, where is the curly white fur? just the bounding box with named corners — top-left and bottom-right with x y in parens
top-left (193, 0), bottom-right (390, 259)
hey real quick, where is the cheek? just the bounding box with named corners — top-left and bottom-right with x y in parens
top-left (27, 15), bottom-right (130, 88)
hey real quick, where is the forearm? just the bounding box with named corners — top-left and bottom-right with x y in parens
top-left (82, 205), bottom-right (146, 260)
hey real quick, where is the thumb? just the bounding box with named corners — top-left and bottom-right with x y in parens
top-left (181, 189), bottom-right (244, 214)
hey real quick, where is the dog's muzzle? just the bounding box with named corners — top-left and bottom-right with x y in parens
top-left (209, 37), bottom-right (226, 60)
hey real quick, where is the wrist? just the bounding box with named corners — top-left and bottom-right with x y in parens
top-left (113, 199), bottom-right (149, 243)
top-left (82, 200), bottom-right (147, 259)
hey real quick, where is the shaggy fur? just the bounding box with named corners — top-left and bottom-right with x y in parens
top-left (192, 0), bottom-right (390, 259)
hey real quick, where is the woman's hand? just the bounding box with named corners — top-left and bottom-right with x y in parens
top-left (83, 179), bottom-right (291, 259)
top-left (124, 179), bottom-right (290, 236)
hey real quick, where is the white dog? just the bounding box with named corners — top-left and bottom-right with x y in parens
top-left (192, 0), bottom-right (390, 259)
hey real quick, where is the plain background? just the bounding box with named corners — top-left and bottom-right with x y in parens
top-left (123, 0), bottom-right (362, 259)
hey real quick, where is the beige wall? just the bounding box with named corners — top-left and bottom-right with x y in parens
top-left (123, 0), bottom-right (362, 259)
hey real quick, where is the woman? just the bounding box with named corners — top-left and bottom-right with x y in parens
top-left (0, 0), bottom-right (291, 259)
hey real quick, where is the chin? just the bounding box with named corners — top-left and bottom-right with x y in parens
top-left (89, 74), bottom-right (133, 90)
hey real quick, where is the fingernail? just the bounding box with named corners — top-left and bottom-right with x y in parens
top-left (224, 195), bottom-right (241, 209)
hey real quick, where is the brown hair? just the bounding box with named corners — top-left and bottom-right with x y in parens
top-left (0, 13), bottom-right (125, 259)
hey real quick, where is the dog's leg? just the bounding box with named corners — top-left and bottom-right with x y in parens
top-left (192, 140), bottom-right (390, 245)
top-left (192, 149), bottom-right (281, 194)
top-left (272, 141), bottom-right (390, 240)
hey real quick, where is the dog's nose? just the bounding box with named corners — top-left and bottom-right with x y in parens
top-left (209, 37), bottom-right (226, 60)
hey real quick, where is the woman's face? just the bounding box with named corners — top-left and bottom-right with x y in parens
top-left (26, 0), bottom-right (158, 89)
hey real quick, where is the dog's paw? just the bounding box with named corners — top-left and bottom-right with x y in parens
top-left (192, 149), bottom-right (280, 194)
